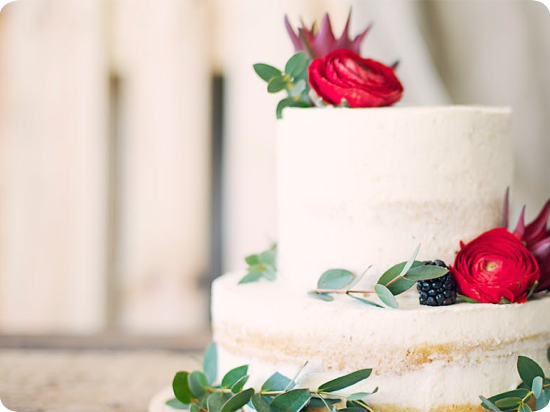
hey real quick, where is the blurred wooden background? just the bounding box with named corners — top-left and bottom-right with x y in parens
top-left (0, 0), bottom-right (548, 337)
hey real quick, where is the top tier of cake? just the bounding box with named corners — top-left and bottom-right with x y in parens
top-left (277, 106), bottom-right (513, 291)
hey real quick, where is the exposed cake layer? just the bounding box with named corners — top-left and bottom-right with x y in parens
top-left (212, 273), bottom-right (550, 412)
top-left (277, 106), bottom-right (512, 290)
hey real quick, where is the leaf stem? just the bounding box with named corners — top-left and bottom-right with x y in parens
top-left (314, 289), bottom-right (375, 295)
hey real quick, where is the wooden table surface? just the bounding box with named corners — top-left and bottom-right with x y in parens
top-left (0, 334), bottom-right (209, 412)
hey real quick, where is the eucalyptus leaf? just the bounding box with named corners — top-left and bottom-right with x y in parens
top-left (399, 244), bottom-right (421, 277)
top-left (308, 291), bottom-right (334, 302)
top-left (188, 371), bottom-right (209, 397)
top-left (173, 371), bottom-right (194, 404)
top-left (222, 365), bottom-right (249, 389)
top-left (494, 397), bottom-right (522, 409)
top-left (261, 372), bottom-right (294, 392)
top-left (518, 403), bottom-right (532, 412)
top-left (377, 261), bottom-right (422, 287)
top-left (268, 76), bottom-right (288, 94)
top-left (308, 397), bottom-right (340, 408)
top-left (262, 265), bottom-right (277, 281)
top-left (318, 369), bottom-right (372, 393)
top-left (221, 388), bottom-right (255, 412)
top-left (375, 284), bottom-right (398, 309)
top-left (384, 277), bottom-right (416, 296)
top-left (348, 294), bottom-right (384, 308)
top-left (203, 342), bottom-right (217, 384)
top-left (480, 396), bottom-right (502, 412)
top-left (270, 389), bottom-right (311, 412)
top-left (165, 398), bottom-right (189, 410)
top-left (251, 393), bottom-right (271, 412)
top-left (517, 356), bottom-right (545, 388)
top-left (260, 248), bottom-right (277, 266)
top-left (276, 97), bottom-right (294, 120)
top-left (289, 80), bottom-right (307, 98)
top-left (285, 52), bottom-right (308, 78)
top-left (488, 389), bottom-right (531, 404)
top-left (536, 388), bottom-right (550, 410)
top-left (533, 376), bottom-right (543, 398)
top-left (346, 266), bottom-right (371, 291)
top-left (239, 271), bottom-right (263, 284)
top-left (347, 388), bottom-right (378, 400)
top-left (231, 375), bottom-right (249, 393)
top-left (245, 254), bottom-right (261, 266)
top-left (404, 265), bottom-right (449, 281)
top-left (190, 404), bottom-right (199, 412)
top-left (338, 408), bottom-right (367, 412)
top-left (318, 269), bottom-right (356, 289)
top-left (253, 64), bottom-right (282, 83)
top-left (207, 393), bottom-right (229, 412)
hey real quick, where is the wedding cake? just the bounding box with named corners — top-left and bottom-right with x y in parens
top-left (162, 12), bottom-right (550, 412)
top-left (212, 106), bottom-right (550, 412)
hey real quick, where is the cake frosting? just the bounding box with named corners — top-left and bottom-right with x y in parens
top-left (277, 106), bottom-right (513, 290)
top-left (211, 106), bottom-right (550, 412)
top-left (212, 272), bottom-right (550, 412)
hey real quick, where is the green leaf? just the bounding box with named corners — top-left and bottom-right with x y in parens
top-left (518, 404), bottom-right (532, 412)
top-left (318, 369), bottom-right (372, 393)
top-left (221, 365), bottom-right (249, 389)
top-left (261, 372), bottom-right (294, 392)
top-left (526, 281), bottom-right (539, 300)
top-left (480, 396), bottom-right (502, 412)
top-left (221, 388), bottom-right (255, 412)
top-left (494, 397), bottom-right (522, 409)
top-left (536, 388), bottom-right (550, 410)
top-left (385, 277), bottom-right (416, 296)
top-left (308, 291), bottom-right (334, 302)
top-left (399, 244), bottom-right (421, 277)
top-left (488, 389), bottom-right (531, 404)
top-left (173, 371), bottom-right (194, 404)
top-left (547, 345), bottom-right (550, 363)
top-left (285, 52), bottom-right (308, 78)
top-left (317, 269), bottom-right (355, 289)
top-left (188, 371), bottom-right (209, 398)
top-left (245, 254), bottom-right (261, 265)
top-left (346, 266), bottom-right (371, 291)
top-left (348, 294), bottom-right (384, 308)
top-left (262, 265), bottom-right (277, 281)
top-left (253, 64), bottom-right (282, 82)
top-left (458, 294), bottom-right (480, 303)
top-left (231, 375), bottom-right (249, 393)
top-left (270, 389), bottom-right (311, 412)
top-left (203, 342), bottom-right (218, 384)
top-left (268, 76), bottom-right (288, 94)
top-left (533, 376), bottom-right (543, 398)
top-left (260, 248), bottom-right (277, 266)
top-left (239, 272), bottom-right (264, 284)
top-left (166, 398), bottom-right (189, 410)
top-left (517, 356), bottom-right (545, 388)
top-left (251, 393), bottom-right (271, 412)
top-left (378, 261), bottom-right (422, 290)
top-left (289, 80), bottom-right (307, 98)
top-left (207, 393), bottom-right (229, 412)
top-left (276, 97), bottom-right (294, 120)
top-left (346, 389), bottom-right (378, 400)
top-left (308, 397), bottom-right (340, 408)
top-left (190, 404), bottom-right (199, 412)
top-left (404, 265), bottom-right (449, 281)
top-left (375, 284), bottom-right (398, 309)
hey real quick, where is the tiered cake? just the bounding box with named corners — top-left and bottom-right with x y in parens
top-left (212, 107), bottom-right (550, 412)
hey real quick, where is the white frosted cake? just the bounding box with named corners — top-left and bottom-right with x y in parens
top-left (212, 107), bottom-right (550, 412)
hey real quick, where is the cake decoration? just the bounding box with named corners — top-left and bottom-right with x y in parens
top-left (417, 260), bottom-right (457, 307)
top-left (165, 342), bottom-right (550, 412)
top-left (253, 12), bottom-right (403, 118)
top-left (451, 228), bottom-right (540, 304)
top-left (239, 244), bottom-right (277, 284)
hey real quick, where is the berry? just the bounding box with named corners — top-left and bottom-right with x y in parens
top-left (416, 260), bottom-right (457, 307)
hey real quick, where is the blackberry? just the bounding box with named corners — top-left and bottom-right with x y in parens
top-left (416, 260), bottom-right (457, 306)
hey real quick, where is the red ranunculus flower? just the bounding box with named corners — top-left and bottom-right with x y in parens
top-left (451, 228), bottom-right (540, 304)
top-left (308, 49), bottom-right (403, 108)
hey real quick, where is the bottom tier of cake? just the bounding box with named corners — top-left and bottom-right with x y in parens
top-left (211, 272), bottom-right (550, 412)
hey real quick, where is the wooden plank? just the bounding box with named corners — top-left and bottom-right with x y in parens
top-left (0, 0), bottom-right (107, 333)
